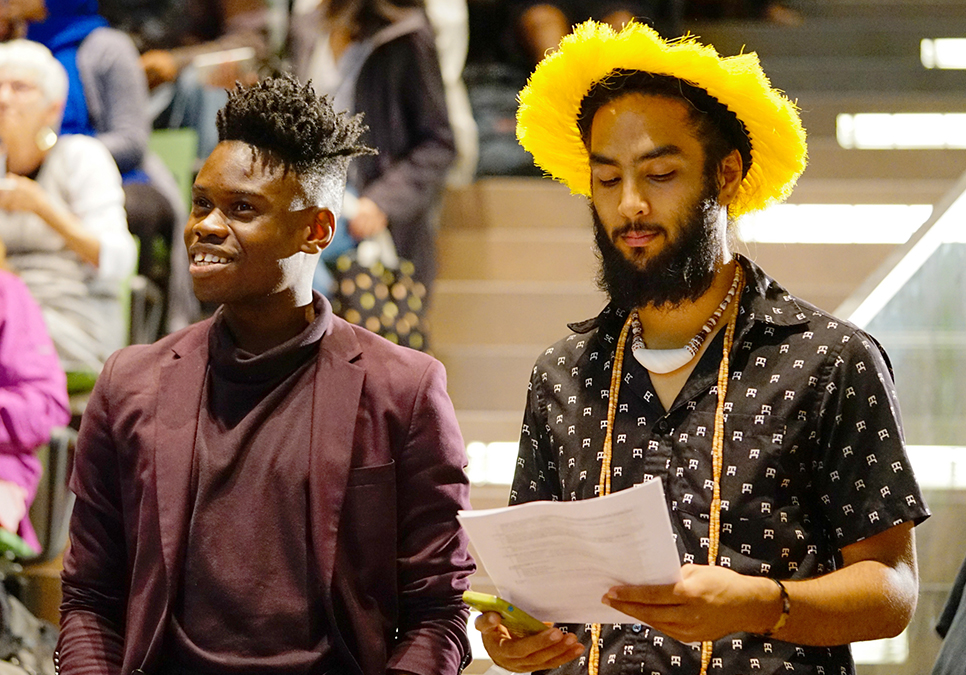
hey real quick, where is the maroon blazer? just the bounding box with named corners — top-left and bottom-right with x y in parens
top-left (57, 310), bottom-right (475, 675)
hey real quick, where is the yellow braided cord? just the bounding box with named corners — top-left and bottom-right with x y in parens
top-left (699, 264), bottom-right (745, 675)
top-left (590, 313), bottom-right (634, 675)
top-left (589, 624), bottom-right (601, 675)
top-left (600, 313), bottom-right (633, 500)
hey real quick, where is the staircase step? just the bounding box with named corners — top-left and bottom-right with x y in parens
top-left (438, 344), bottom-right (538, 411)
top-left (431, 279), bottom-right (606, 345)
top-left (691, 19), bottom-right (966, 59)
top-left (800, 139), bottom-right (966, 181)
top-left (442, 177), bottom-right (590, 231)
top-left (795, 92), bottom-right (966, 138)
top-left (804, 0), bottom-right (966, 22)
top-left (456, 410), bottom-right (525, 445)
top-left (787, 179), bottom-right (953, 205)
top-left (437, 228), bottom-right (597, 281)
top-left (762, 56), bottom-right (966, 93)
top-left (737, 243), bottom-right (897, 314)
top-left (469, 483), bottom-right (514, 510)
top-left (19, 553), bottom-right (65, 626)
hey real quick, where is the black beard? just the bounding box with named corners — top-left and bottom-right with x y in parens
top-left (592, 179), bottom-right (724, 310)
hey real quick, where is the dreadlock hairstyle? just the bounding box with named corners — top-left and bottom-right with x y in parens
top-left (216, 75), bottom-right (375, 211)
top-left (576, 69), bottom-right (753, 182)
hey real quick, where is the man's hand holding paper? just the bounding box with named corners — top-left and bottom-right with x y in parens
top-left (603, 563), bottom-right (781, 644)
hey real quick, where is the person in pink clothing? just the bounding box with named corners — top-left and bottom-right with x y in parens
top-left (0, 262), bottom-right (71, 553)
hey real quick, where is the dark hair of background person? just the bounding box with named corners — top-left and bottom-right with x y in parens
top-left (216, 75), bottom-right (376, 205)
top-left (325, 0), bottom-right (425, 41)
top-left (576, 69), bottom-right (753, 180)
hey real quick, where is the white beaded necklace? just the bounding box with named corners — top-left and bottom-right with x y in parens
top-left (629, 264), bottom-right (742, 374)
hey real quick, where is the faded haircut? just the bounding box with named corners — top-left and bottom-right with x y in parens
top-left (216, 75), bottom-right (375, 212)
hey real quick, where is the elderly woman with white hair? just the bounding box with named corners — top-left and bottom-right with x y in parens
top-left (0, 39), bottom-right (135, 374)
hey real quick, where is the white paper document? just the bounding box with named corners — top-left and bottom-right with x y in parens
top-left (458, 479), bottom-right (682, 624)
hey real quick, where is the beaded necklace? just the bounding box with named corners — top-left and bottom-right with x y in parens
top-left (629, 264), bottom-right (741, 374)
top-left (588, 263), bottom-right (745, 675)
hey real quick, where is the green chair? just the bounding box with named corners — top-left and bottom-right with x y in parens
top-left (147, 128), bottom-right (198, 211)
top-left (65, 370), bottom-right (97, 419)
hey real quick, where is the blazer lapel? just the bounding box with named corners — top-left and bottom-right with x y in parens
top-left (155, 326), bottom-right (210, 590)
top-left (308, 319), bottom-right (365, 594)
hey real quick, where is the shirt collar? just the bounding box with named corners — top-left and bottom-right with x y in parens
top-left (738, 255), bottom-right (813, 328)
top-left (208, 292), bottom-right (332, 384)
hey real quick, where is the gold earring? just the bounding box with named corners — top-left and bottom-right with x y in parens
top-left (35, 126), bottom-right (57, 152)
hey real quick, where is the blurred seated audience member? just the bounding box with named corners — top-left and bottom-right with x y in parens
top-left (0, 40), bottom-right (136, 373)
top-left (686, 0), bottom-right (802, 24)
top-left (0, 258), bottom-right (71, 555)
top-left (6, 0), bottom-right (198, 332)
top-left (424, 0), bottom-right (478, 187)
top-left (507, 0), bottom-right (680, 66)
top-left (96, 0), bottom-right (272, 160)
top-left (289, 0), bottom-right (455, 295)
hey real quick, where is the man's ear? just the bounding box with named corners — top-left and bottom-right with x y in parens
top-left (301, 208), bottom-right (336, 254)
top-left (716, 149), bottom-right (744, 207)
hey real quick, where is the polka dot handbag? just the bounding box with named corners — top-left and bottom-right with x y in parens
top-left (329, 233), bottom-right (429, 352)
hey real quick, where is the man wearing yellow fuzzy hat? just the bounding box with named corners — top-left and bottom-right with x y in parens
top-left (474, 20), bottom-right (928, 675)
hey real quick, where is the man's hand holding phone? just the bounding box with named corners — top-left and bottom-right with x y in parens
top-left (465, 591), bottom-right (585, 671)
top-left (474, 612), bottom-right (585, 672)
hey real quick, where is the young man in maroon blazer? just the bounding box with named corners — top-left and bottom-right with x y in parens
top-left (57, 75), bottom-right (476, 675)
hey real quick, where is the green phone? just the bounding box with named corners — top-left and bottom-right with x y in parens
top-left (463, 590), bottom-right (547, 637)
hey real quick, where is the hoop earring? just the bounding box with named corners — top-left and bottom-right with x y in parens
top-left (35, 126), bottom-right (57, 152)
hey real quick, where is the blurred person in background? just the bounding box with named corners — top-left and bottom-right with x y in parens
top-left (2, 0), bottom-right (199, 333)
top-left (507, 0), bottom-right (680, 67)
top-left (0, 40), bottom-right (136, 373)
top-left (97, 0), bottom-right (272, 160)
top-left (424, 0), bottom-right (478, 188)
top-left (0, 246), bottom-right (70, 555)
top-left (289, 0), bottom-right (455, 296)
top-left (685, 0), bottom-right (802, 24)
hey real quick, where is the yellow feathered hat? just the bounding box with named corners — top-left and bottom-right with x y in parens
top-left (516, 20), bottom-right (807, 218)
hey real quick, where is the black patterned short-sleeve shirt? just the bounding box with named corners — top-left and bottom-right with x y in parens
top-left (510, 257), bottom-right (929, 675)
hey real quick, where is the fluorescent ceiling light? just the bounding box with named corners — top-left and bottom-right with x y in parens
top-left (838, 113), bottom-right (966, 149)
top-left (921, 38), bottom-right (966, 69)
top-left (739, 204), bottom-right (931, 244)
